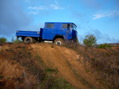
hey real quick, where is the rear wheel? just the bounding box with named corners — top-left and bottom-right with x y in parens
top-left (54, 38), bottom-right (64, 45)
top-left (24, 37), bottom-right (35, 43)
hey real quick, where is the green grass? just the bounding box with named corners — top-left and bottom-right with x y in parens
top-left (46, 68), bottom-right (58, 73)
top-left (40, 76), bottom-right (75, 89)
top-left (0, 75), bottom-right (4, 79)
top-left (98, 43), bottom-right (112, 49)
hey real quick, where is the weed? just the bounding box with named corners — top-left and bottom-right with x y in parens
top-left (64, 42), bottom-right (80, 50)
top-left (0, 75), bottom-right (4, 79)
top-left (65, 42), bottom-right (119, 89)
top-left (35, 55), bottom-right (44, 66)
top-left (0, 37), bottom-right (7, 43)
top-left (51, 45), bottom-right (54, 48)
top-left (41, 76), bottom-right (75, 89)
top-left (98, 43), bottom-right (112, 49)
top-left (0, 44), bottom-right (76, 89)
top-left (46, 68), bottom-right (58, 73)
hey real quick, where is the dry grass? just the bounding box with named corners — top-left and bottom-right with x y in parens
top-left (0, 58), bottom-right (37, 89)
top-left (1, 43), bottom-right (119, 89)
top-left (65, 42), bottom-right (119, 89)
top-left (0, 43), bottom-right (75, 89)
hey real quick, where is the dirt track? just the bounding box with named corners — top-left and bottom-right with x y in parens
top-left (31, 43), bottom-right (106, 89)
top-left (0, 43), bottom-right (108, 89)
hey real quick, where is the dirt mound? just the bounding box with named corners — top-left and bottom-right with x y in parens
top-left (0, 43), bottom-right (107, 89)
top-left (0, 44), bottom-right (39, 89)
top-left (30, 43), bottom-right (105, 89)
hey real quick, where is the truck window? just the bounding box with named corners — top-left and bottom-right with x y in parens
top-left (46, 23), bottom-right (54, 28)
top-left (73, 24), bottom-right (77, 30)
top-left (70, 24), bottom-right (77, 30)
top-left (62, 24), bottom-right (70, 29)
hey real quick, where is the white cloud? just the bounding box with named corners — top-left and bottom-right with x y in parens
top-left (28, 6), bottom-right (47, 10)
top-left (27, 0), bottom-right (64, 15)
top-left (28, 0), bottom-right (64, 12)
top-left (93, 14), bottom-right (108, 20)
top-left (28, 4), bottom-right (63, 11)
top-left (50, 4), bottom-right (64, 10)
top-left (28, 11), bottom-right (39, 15)
top-left (50, 0), bottom-right (64, 10)
top-left (93, 10), bottom-right (119, 20)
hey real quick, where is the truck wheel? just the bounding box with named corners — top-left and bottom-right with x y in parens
top-left (24, 37), bottom-right (35, 43)
top-left (54, 38), bottom-right (64, 45)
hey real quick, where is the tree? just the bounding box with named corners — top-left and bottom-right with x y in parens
top-left (0, 37), bottom-right (7, 43)
top-left (83, 34), bottom-right (96, 47)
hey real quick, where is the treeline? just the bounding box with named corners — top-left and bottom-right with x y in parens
top-left (0, 37), bottom-right (22, 43)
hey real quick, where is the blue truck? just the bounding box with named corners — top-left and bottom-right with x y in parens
top-left (16, 22), bottom-right (78, 45)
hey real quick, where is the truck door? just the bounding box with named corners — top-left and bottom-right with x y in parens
top-left (43, 23), bottom-right (55, 40)
top-left (62, 24), bottom-right (71, 40)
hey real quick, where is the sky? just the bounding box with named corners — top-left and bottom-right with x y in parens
top-left (0, 0), bottom-right (119, 43)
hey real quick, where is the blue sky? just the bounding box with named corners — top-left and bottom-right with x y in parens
top-left (0, 0), bottom-right (119, 43)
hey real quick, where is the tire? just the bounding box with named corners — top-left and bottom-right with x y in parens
top-left (54, 38), bottom-right (64, 45)
top-left (24, 37), bottom-right (35, 43)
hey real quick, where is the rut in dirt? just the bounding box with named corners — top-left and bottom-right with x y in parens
top-left (31, 43), bottom-right (106, 89)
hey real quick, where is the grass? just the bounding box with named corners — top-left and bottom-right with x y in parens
top-left (46, 68), bottom-right (58, 73)
top-left (98, 43), bottom-right (112, 49)
top-left (0, 75), bottom-right (4, 79)
top-left (40, 76), bottom-right (75, 89)
top-left (65, 58), bottom-right (97, 89)
top-left (0, 44), bottom-right (76, 89)
top-left (65, 42), bottom-right (119, 89)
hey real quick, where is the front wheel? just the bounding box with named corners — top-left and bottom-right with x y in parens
top-left (24, 37), bottom-right (35, 43)
top-left (54, 38), bottom-right (64, 45)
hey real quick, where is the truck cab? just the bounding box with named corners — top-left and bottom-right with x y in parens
top-left (16, 22), bottom-right (78, 45)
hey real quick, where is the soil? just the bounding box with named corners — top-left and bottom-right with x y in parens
top-left (0, 43), bottom-right (109, 89)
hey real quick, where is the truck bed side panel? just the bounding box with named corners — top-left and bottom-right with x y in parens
top-left (16, 31), bottom-right (40, 37)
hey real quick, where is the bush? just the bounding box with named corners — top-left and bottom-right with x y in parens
top-left (83, 34), bottom-right (96, 47)
top-left (98, 43), bottom-right (112, 48)
top-left (12, 38), bottom-right (23, 43)
top-left (0, 37), bottom-right (7, 43)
